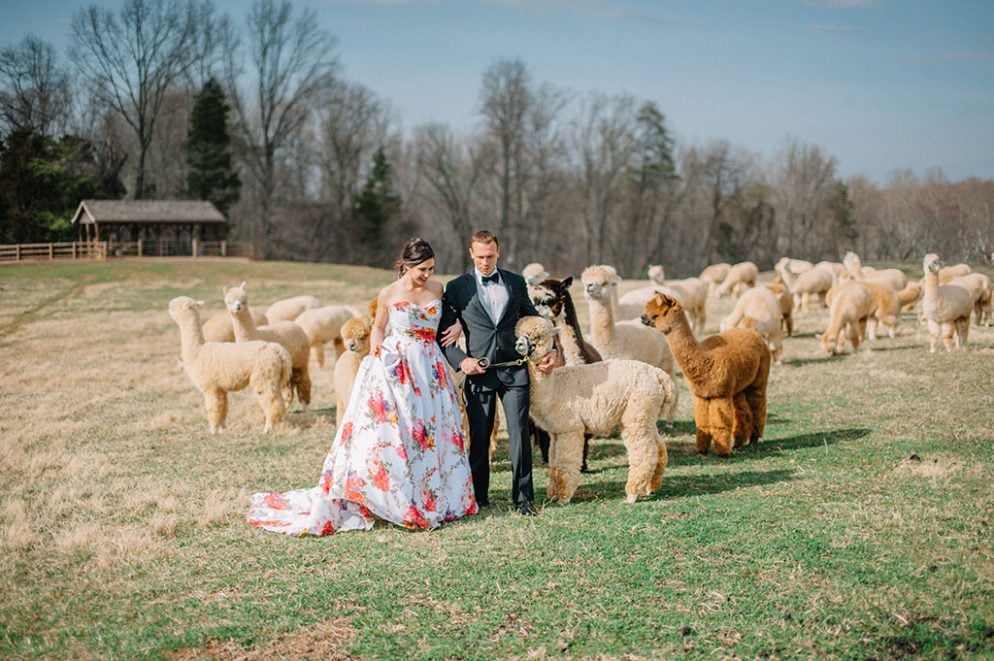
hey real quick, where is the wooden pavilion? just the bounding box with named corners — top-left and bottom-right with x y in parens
top-left (70, 200), bottom-right (227, 255)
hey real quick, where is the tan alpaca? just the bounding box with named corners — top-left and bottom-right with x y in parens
top-left (264, 294), bottom-right (321, 322)
top-left (922, 253), bottom-right (974, 352)
top-left (898, 282), bottom-right (923, 311)
top-left (580, 265), bottom-right (679, 425)
top-left (842, 251), bottom-right (908, 291)
top-left (720, 286), bottom-right (784, 363)
top-left (861, 281), bottom-right (904, 340)
top-left (202, 307), bottom-right (269, 343)
top-left (713, 261), bottom-right (759, 298)
top-left (821, 281), bottom-right (874, 355)
top-left (939, 263), bottom-right (972, 283)
top-left (169, 296), bottom-right (291, 434)
top-left (644, 293), bottom-right (770, 457)
top-left (780, 262), bottom-right (835, 311)
top-left (332, 317), bottom-right (372, 428)
top-left (514, 316), bottom-right (675, 504)
top-left (626, 265), bottom-right (708, 331)
top-left (699, 262), bottom-right (731, 295)
top-left (774, 257), bottom-right (814, 278)
top-left (947, 273), bottom-right (993, 326)
top-left (226, 283), bottom-right (312, 410)
top-left (295, 305), bottom-right (358, 367)
top-left (765, 282), bottom-right (794, 337)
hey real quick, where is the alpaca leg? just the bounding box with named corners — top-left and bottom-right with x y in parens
top-left (708, 398), bottom-right (735, 457)
top-left (551, 431), bottom-right (585, 504)
top-left (848, 320), bottom-right (862, 352)
top-left (204, 388), bottom-right (226, 434)
top-left (581, 434), bottom-right (591, 473)
top-left (785, 313), bottom-right (793, 337)
top-left (291, 366), bottom-right (312, 412)
top-left (312, 343), bottom-right (325, 369)
top-left (649, 437), bottom-right (668, 493)
top-left (744, 386), bottom-right (767, 443)
top-left (941, 321), bottom-right (956, 352)
top-left (731, 393), bottom-right (753, 448)
top-left (254, 380), bottom-right (286, 433)
top-left (622, 429), bottom-right (661, 503)
top-left (926, 318), bottom-right (940, 353)
top-left (664, 385), bottom-right (679, 428)
top-left (545, 434), bottom-right (560, 501)
top-left (693, 396), bottom-right (712, 455)
top-left (867, 318), bottom-right (878, 342)
top-left (956, 316), bottom-right (970, 349)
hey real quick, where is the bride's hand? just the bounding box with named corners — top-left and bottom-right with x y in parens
top-left (439, 322), bottom-right (462, 347)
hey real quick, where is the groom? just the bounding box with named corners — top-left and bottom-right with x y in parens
top-left (438, 230), bottom-right (556, 516)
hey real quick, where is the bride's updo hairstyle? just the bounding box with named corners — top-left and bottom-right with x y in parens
top-left (394, 237), bottom-right (435, 277)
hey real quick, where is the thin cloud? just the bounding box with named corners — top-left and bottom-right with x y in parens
top-left (809, 23), bottom-right (864, 34)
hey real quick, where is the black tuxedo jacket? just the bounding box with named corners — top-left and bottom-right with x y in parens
top-left (439, 268), bottom-right (540, 389)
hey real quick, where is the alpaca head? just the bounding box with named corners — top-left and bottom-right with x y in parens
top-left (843, 251), bottom-right (861, 273)
top-left (530, 276), bottom-right (574, 321)
top-left (514, 315), bottom-right (558, 362)
top-left (341, 317), bottom-right (372, 354)
top-left (580, 265), bottom-right (617, 303)
top-left (367, 296), bottom-right (379, 320)
top-left (223, 281), bottom-right (249, 313)
top-left (820, 330), bottom-right (840, 355)
top-left (923, 253), bottom-right (941, 274)
top-left (641, 293), bottom-right (683, 334)
top-left (522, 262), bottom-right (550, 286)
top-left (168, 296), bottom-right (205, 324)
top-left (647, 265), bottom-right (665, 285)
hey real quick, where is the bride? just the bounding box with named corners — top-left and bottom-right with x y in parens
top-left (248, 238), bottom-right (477, 535)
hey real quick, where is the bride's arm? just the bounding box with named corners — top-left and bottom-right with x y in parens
top-left (370, 289), bottom-right (391, 356)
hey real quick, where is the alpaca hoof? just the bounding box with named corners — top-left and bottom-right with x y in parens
top-left (624, 494), bottom-right (638, 504)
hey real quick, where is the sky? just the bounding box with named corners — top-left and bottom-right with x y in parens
top-left (2, 0), bottom-right (993, 185)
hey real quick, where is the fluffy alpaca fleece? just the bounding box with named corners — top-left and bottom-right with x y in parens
top-left (169, 296), bottom-right (291, 433)
top-left (332, 316), bottom-right (372, 428)
top-left (580, 265), bottom-right (679, 425)
top-left (922, 254), bottom-right (975, 352)
top-left (643, 293), bottom-right (770, 457)
top-left (821, 281), bottom-right (874, 355)
top-left (202, 307), bottom-right (269, 343)
top-left (765, 282), bottom-right (794, 337)
top-left (947, 273), bottom-right (993, 326)
top-left (714, 261), bottom-right (759, 298)
top-left (264, 295), bottom-right (322, 323)
top-left (294, 305), bottom-right (359, 367)
top-left (699, 262), bottom-right (732, 294)
top-left (225, 283), bottom-right (312, 410)
top-left (939, 263), bottom-right (972, 283)
top-left (842, 251), bottom-right (909, 291)
top-left (780, 262), bottom-right (836, 311)
top-left (622, 266), bottom-right (708, 332)
top-left (514, 316), bottom-right (674, 504)
top-left (720, 286), bottom-right (784, 363)
top-left (899, 282), bottom-right (923, 311)
top-left (522, 262), bottom-right (551, 286)
top-left (775, 257), bottom-right (814, 278)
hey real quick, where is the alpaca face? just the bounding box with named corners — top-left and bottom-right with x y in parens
top-left (924, 253), bottom-right (941, 274)
top-left (168, 296), bottom-right (203, 323)
top-left (224, 284), bottom-right (249, 313)
top-left (514, 316), bottom-right (556, 360)
top-left (648, 265), bottom-right (665, 285)
top-left (642, 293), bottom-right (681, 333)
top-left (580, 267), bottom-right (614, 302)
top-left (342, 319), bottom-right (372, 353)
top-left (529, 283), bottom-right (558, 320)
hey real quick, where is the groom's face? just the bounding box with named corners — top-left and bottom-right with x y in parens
top-left (470, 240), bottom-right (500, 276)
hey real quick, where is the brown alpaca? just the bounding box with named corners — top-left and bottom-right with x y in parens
top-left (643, 293), bottom-right (770, 457)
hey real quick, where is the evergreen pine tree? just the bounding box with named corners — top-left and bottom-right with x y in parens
top-left (185, 78), bottom-right (240, 217)
top-left (354, 147), bottom-right (401, 249)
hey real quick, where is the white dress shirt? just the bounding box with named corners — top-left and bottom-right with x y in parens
top-left (475, 268), bottom-right (509, 323)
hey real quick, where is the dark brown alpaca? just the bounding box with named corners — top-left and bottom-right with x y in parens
top-left (529, 277), bottom-right (602, 470)
top-left (643, 293), bottom-right (770, 457)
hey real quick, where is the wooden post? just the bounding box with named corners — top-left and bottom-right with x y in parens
top-left (49, 243), bottom-right (54, 259)
top-left (72, 242), bottom-right (77, 259)
top-left (15, 244), bottom-right (20, 261)
top-left (138, 239), bottom-right (143, 257)
top-left (221, 240), bottom-right (227, 257)
top-left (192, 238), bottom-right (198, 258)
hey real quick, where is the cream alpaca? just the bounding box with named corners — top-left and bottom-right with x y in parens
top-left (643, 293), bottom-right (770, 457)
top-left (264, 294), bottom-right (322, 323)
top-left (922, 253), bottom-right (974, 352)
top-left (623, 266), bottom-right (708, 331)
top-left (939, 263), bottom-right (972, 283)
top-left (514, 316), bottom-right (674, 504)
top-left (580, 265), bottom-right (679, 425)
top-left (713, 261), bottom-right (759, 298)
top-left (842, 251), bottom-right (908, 291)
top-left (720, 286), bottom-right (784, 363)
top-left (821, 281), bottom-right (874, 355)
top-left (226, 283), bottom-right (312, 410)
top-left (947, 273), bottom-right (993, 326)
top-left (775, 257), bottom-right (814, 277)
top-left (765, 282), bottom-right (794, 337)
top-left (699, 262), bottom-right (732, 294)
top-left (780, 262), bottom-right (835, 311)
top-left (522, 262), bottom-right (550, 286)
top-left (202, 307), bottom-right (269, 343)
top-left (332, 316), bottom-right (372, 428)
top-left (169, 296), bottom-right (290, 434)
top-left (295, 305), bottom-right (359, 367)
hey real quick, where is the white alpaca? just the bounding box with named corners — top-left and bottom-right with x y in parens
top-left (820, 282), bottom-right (874, 355)
top-left (842, 251), bottom-right (908, 291)
top-left (169, 296), bottom-right (291, 434)
top-left (780, 262), bottom-right (835, 311)
top-left (522, 262), bottom-right (551, 286)
top-left (294, 305), bottom-right (359, 367)
top-left (226, 283), bottom-right (313, 410)
top-left (947, 273), bottom-right (993, 326)
top-left (580, 265), bottom-right (679, 425)
top-left (714, 261), bottom-right (759, 298)
top-left (202, 307), bottom-right (269, 343)
top-left (264, 295), bottom-right (322, 323)
top-left (514, 316), bottom-right (675, 505)
top-left (720, 286), bottom-right (784, 363)
top-left (699, 262), bottom-right (732, 295)
top-left (922, 253), bottom-right (974, 352)
top-left (765, 282), bottom-right (794, 337)
top-left (332, 316), bottom-right (372, 428)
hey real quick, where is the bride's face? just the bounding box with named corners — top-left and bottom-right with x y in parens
top-left (408, 258), bottom-right (435, 286)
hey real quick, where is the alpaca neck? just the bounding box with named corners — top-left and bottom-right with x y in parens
top-left (662, 311), bottom-right (705, 377)
top-left (230, 305), bottom-right (259, 341)
top-left (586, 296), bottom-right (616, 346)
top-left (560, 294), bottom-right (590, 365)
top-left (780, 268), bottom-right (796, 293)
top-left (176, 315), bottom-right (205, 363)
top-left (556, 323), bottom-right (586, 365)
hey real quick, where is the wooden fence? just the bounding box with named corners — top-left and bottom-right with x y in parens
top-left (0, 240), bottom-right (256, 263)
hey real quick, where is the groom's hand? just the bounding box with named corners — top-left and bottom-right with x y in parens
top-left (460, 357), bottom-right (485, 375)
top-left (439, 322), bottom-right (462, 347)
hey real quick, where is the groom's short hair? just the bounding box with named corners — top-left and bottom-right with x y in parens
top-left (471, 230), bottom-right (499, 247)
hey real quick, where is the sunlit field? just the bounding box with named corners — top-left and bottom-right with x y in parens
top-left (1, 258), bottom-right (993, 659)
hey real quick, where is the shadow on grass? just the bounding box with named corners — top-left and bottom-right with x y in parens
top-left (664, 427), bottom-right (871, 466)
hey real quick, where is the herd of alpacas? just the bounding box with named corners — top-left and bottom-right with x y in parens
top-left (168, 251), bottom-right (992, 505)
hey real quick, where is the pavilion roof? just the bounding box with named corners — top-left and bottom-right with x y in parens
top-left (71, 200), bottom-right (226, 225)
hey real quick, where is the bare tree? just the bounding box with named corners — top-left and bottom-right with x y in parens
top-left (0, 35), bottom-right (71, 138)
top-left (71, 0), bottom-right (214, 198)
top-left (769, 138), bottom-right (839, 259)
top-left (224, 0), bottom-right (338, 259)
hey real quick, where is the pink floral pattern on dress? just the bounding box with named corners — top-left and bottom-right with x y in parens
top-left (247, 298), bottom-right (477, 536)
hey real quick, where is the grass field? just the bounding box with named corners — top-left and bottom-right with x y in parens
top-left (1, 258), bottom-right (993, 660)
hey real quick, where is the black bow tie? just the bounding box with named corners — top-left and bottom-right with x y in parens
top-left (481, 272), bottom-right (500, 285)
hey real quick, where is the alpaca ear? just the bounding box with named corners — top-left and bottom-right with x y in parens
top-left (222, 286), bottom-right (228, 294)
top-left (562, 276), bottom-right (573, 289)
top-left (195, 300), bottom-right (205, 307)
top-left (240, 281), bottom-right (247, 290)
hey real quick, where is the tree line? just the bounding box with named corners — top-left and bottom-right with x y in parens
top-left (2, 0), bottom-right (992, 276)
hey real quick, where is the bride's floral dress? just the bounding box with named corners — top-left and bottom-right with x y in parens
top-left (247, 299), bottom-right (477, 535)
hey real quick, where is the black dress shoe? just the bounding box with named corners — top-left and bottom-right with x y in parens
top-left (476, 498), bottom-right (490, 508)
top-left (517, 502), bottom-right (538, 516)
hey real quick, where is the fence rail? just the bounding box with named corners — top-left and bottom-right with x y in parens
top-left (0, 240), bottom-right (256, 263)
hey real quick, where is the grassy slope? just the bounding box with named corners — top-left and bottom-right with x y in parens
top-left (0, 258), bottom-right (992, 659)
